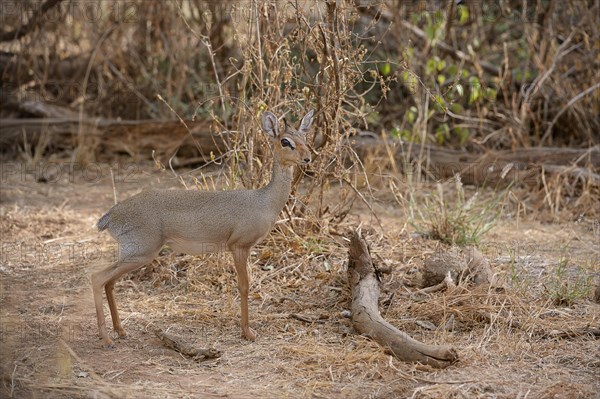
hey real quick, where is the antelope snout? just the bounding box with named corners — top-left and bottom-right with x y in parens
top-left (301, 156), bottom-right (311, 165)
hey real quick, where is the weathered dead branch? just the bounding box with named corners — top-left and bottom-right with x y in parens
top-left (347, 230), bottom-right (459, 368)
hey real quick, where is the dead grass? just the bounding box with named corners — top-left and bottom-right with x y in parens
top-left (1, 166), bottom-right (599, 398)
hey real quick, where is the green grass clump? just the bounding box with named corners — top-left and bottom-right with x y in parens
top-left (410, 175), bottom-right (508, 246)
top-left (545, 254), bottom-right (593, 306)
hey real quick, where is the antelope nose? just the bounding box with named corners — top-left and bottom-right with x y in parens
top-left (303, 157), bottom-right (311, 164)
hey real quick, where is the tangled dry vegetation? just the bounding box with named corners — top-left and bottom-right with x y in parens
top-left (1, 1), bottom-right (599, 398)
top-left (1, 190), bottom-right (598, 398)
top-left (2, 0), bottom-right (598, 216)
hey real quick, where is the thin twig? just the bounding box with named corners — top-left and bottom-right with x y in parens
top-left (173, 0), bottom-right (225, 111)
top-left (541, 82), bottom-right (600, 145)
top-left (0, 0), bottom-right (63, 42)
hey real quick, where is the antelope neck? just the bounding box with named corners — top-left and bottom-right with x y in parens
top-left (261, 156), bottom-right (294, 209)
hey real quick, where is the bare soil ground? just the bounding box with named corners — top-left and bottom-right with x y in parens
top-left (1, 164), bottom-right (599, 399)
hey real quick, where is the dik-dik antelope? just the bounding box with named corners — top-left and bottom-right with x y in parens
top-left (93, 110), bottom-right (314, 347)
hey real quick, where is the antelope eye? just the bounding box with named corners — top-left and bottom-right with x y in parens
top-left (281, 138), bottom-right (294, 149)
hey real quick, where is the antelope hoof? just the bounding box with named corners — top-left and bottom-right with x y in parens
top-left (243, 327), bottom-right (257, 342)
top-left (101, 337), bottom-right (115, 349)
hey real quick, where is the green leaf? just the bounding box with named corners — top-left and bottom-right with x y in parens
top-left (436, 123), bottom-right (450, 135)
top-left (425, 23), bottom-right (436, 41)
top-left (426, 58), bottom-right (436, 76)
top-left (379, 62), bottom-right (391, 77)
top-left (469, 90), bottom-right (480, 104)
top-left (485, 87), bottom-right (498, 101)
top-left (437, 59), bottom-right (446, 71)
top-left (458, 5), bottom-right (469, 25)
top-left (454, 126), bottom-right (469, 144)
top-left (447, 64), bottom-right (458, 76)
top-left (468, 76), bottom-right (481, 104)
top-left (432, 94), bottom-right (446, 111)
top-left (437, 74), bottom-right (446, 85)
top-left (400, 129), bottom-right (413, 141)
top-left (407, 108), bottom-right (416, 124)
top-left (435, 123), bottom-right (450, 145)
top-left (450, 103), bottom-right (464, 114)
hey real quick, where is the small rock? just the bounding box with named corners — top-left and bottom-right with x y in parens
top-left (416, 320), bottom-right (437, 331)
top-left (444, 314), bottom-right (463, 332)
top-left (421, 251), bottom-right (467, 287)
top-left (462, 246), bottom-right (493, 285)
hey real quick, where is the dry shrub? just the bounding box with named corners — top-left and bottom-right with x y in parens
top-left (361, 1), bottom-right (600, 148)
top-left (1, 0), bottom-right (598, 220)
top-left (407, 175), bottom-right (510, 245)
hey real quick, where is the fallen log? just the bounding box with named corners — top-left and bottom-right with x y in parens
top-left (351, 134), bottom-right (600, 186)
top-left (2, 114), bottom-right (597, 187)
top-left (347, 230), bottom-right (459, 368)
top-left (0, 116), bottom-right (225, 162)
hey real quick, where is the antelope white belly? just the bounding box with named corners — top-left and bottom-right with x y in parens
top-left (165, 236), bottom-right (227, 255)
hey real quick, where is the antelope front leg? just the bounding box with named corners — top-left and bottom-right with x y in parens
top-left (232, 247), bottom-right (256, 341)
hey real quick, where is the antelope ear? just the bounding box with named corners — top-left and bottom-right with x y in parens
top-left (298, 110), bottom-right (314, 135)
top-left (262, 111), bottom-right (279, 139)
